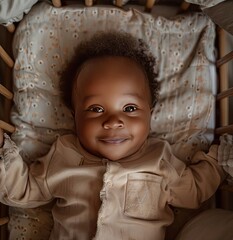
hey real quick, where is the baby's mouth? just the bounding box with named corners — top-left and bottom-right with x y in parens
top-left (99, 138), bottom-right (129, 144)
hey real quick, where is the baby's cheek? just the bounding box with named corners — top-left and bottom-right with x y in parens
top-left (76, 119), bottom-right (97, 141)
top-left (132, 121), bottom-right (150, 139)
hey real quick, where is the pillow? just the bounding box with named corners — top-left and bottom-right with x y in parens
top-left (11, 1), bottom-right (217, 163)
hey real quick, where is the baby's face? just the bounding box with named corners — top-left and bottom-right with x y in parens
top-left (72, 57), bottom-right (152, 161)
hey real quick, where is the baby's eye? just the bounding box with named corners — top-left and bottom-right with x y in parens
top-left (123, 105), bottom-right (138, 112)
top-left (87, 106), bottom-right (104, 113)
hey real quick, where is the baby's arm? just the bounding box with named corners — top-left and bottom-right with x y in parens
top-left (168, 144), bottom-right (225, 209)
top-left (0, 130), bottom-right (53, 208)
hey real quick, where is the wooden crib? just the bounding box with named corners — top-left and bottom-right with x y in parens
top-left (0, 0), bottom-right (233, 239)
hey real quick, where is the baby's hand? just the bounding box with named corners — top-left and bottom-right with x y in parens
top-left (0, 128), bottom-right (3, 148)
top-left (218, 134), bottom-right (233, 176)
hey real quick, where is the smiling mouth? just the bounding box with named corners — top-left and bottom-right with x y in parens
top-left (99, 138), bottom-right (129, 144)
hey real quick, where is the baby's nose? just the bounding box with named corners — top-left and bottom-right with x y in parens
top-left (103, 115), bottom-right (124, 129)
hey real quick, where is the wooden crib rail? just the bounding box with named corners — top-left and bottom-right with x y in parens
top-left (215, 125), bottom-right (233, 135)
top-left (51, 0), bottom-right (190, 12)
top-left (217, 87), bottom-right (233, 101)
top-left (0, 84), bottom-right (13, 100)
top-left (0, 83), bottom-right (14, 133)
top-left (0, 45), bottom-right (14, 68)
top-left (217, 50), bottom-right (233, 67)
top-left (0, 217), bottom-right (9, 226)
top-left (0, 120), bottom-right (15, 133)
top-left (52, 0), bottom-right (62, 7)
top-left (215, 28), bottom-right (233, 136)
top-left (145, 0), bottom-right (156, 12)
top-left (6, 23), bottom-right (15, 33)
top-left (115, 0), bottom-right (123, 7)
top-left (180, 2), bottom-right (190, 11)
top-left (85, 0), bottom-right (94, 7)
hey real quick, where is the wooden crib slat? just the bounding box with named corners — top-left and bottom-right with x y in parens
top-left (52, 0), bottom-right (62, 7)
top-left (217, 87), bottom-right (233, 100)
top-left (0, 84), bottom-right (13, 100)
top-left (0, 120), bottom-right (15, 133)
top-left (215, 125), bottom-right (233, 135)
top-left (180, 1), bottom-right (190, 11)
top-left (6, 23), bottom-right (15, 33)
top-left (0, 45), bottom-right (14, 68)
top-left (115, 0), bottom-right (123, 7)
top-left (217, 50), bottom-right (233, 67)
top-left (145, 0), bottom-right (156, 12)
top-left (218, 28), bottom-right (229, 127)
top-left (0, 217), bottom-right (8, 226)
top-left (85, 0), bottom-right (94, 7)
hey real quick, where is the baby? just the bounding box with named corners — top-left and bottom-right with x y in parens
top-left (0, 32), bottom-right (228, 239)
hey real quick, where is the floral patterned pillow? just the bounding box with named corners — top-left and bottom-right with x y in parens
top-left (12, 2), bottom-right (216, 162)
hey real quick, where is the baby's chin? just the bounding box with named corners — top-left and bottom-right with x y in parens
top-left (82, 140), bottom-right (143, 161)
top-left (97, 150), bottom-right (138, 161)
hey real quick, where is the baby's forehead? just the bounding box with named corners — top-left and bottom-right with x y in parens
top-left (75, 56), bottom-right (149, 88)
top-left (72, 56), bottom-right (152, 105)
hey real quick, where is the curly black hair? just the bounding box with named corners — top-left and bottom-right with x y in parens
top-left (60, 31), bottom-right (159, 109)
